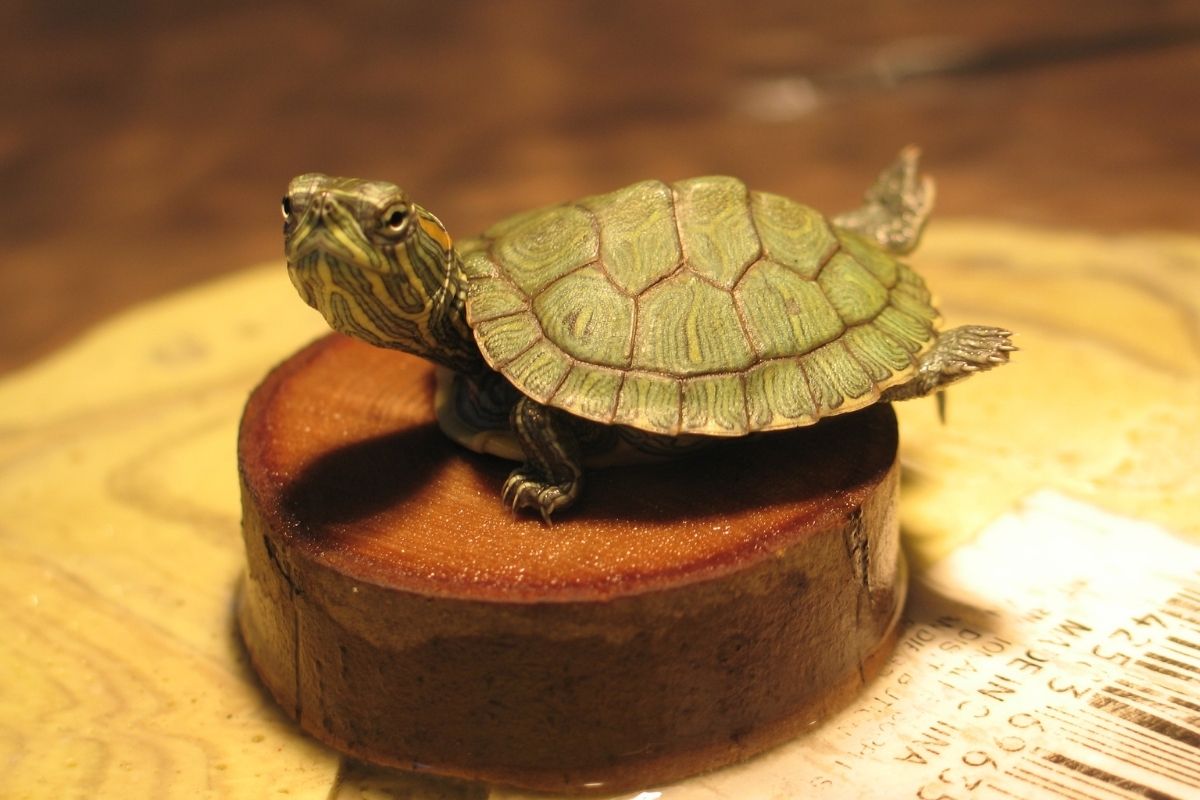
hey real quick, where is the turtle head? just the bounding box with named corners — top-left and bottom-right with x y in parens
top-left (283, 173), bottom-right (452, 300)
top-left (282, 173), bottom-right (479, 371)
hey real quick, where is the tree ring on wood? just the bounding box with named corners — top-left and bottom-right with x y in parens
top-left (237, 333), bottom-right (905, 793)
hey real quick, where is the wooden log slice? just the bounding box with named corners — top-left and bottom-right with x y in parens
top-left (237, 333), bottom-right (905, 794)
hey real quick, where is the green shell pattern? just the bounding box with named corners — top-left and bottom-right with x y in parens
top-left (460, 177), bottom-right (940, 437)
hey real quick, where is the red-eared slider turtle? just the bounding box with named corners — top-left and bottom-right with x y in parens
top-left (283, 149), bottom-right (1014, 520)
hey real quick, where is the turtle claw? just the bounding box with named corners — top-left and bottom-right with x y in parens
top-left (501, 470), bottom-right (531, 512)
top-left (502, 468), bottom-right (578, 524)
top-left (504, 478), bottom-right (524, 516)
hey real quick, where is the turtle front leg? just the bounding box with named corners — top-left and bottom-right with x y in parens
top-left (833, 146), bottom-right (935, 255)
top-left (503, 396), bottom-right (584, 523)
top-left (881, 325), bottom-right (1016, 403)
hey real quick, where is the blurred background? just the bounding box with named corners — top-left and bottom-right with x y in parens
top-left (2, 0), bottom-right (1197, 374)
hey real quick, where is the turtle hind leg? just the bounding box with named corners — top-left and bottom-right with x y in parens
top-left (503, 396), bottom-right (584, 523)
top-left (833, 146), bottom-right (935, 255)
top-left (881, 325), bottom-right (1016, 404)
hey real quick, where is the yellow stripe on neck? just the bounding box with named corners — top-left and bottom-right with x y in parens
top-left (419, 215), bottom-right (452, 252)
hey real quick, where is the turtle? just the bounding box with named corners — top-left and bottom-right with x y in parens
top-left (282, 148), bottom-right (1014, 521)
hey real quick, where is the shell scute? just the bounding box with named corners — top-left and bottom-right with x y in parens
top-left (873, 306), bottom-right (934, 354)
top-left (751, 192), bottom-right (837, 279)
top-left (492, 205), bottom-right (598, 295)
top-left (533, 266), bottom-right (634, 367)
top-left (580, 180), bottom-right (681, 295)
top-left (843, 325), bottom-right (916, 382)
top-left (460, 245), bottom-right (499, 279)
top-left (892, 262), bottom-right (937, 320)
top-left (891, 285), bottom-right (939, 325)
top-left (473, 313), bottom-right (542, 367)
top-left (736, 259), bottom-right (844, 358)
top-left (673, 176), bottom-right (759, 288)
top-left (466, 275), bottom-right (526, 324)
top-left (551, 365), bottom-right (622, 423)
top-left (744, 360), bottom-right (818, 430)
top-left (818, 253), bottom-right (891, 326)
top-left (837, 229), bottom-right (899, 287)
top-left (615, 372), bottom-right (682, 434)
top-left (503, 340), bottom-right (571, 403)
top-left (802, 342), bottom-right (875, 414)
top-left (483, 203), bottom-right (562, 240)
top-left (633, 272), bottom-right (755, 376)
top-left (682, 374), bottom-right (748, 434)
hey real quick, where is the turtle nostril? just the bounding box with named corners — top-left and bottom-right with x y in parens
top-left (315, 191), bottom-right (331, 216)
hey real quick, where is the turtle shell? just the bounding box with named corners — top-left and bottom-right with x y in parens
top-left (459, 177), bottom-right (939, 437)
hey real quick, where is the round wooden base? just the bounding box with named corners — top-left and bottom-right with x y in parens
top-left (237, 334), bottom-right (905, 794)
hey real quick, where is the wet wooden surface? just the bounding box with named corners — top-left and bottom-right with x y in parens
top-left (2, 0), bottom-right (1198, 374)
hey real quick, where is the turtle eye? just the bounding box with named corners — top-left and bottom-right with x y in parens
top-left (281, 196), bottom-right (293, 221)
top-left (382, 204), bottom-right (410, 234)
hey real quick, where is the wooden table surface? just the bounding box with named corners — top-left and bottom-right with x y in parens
top-left (2, 0), bottom-right (1197, 374)
top-left (3, 4), bottom-right (1200, 798)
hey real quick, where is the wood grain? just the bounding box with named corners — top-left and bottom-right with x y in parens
top-left (1, 221), bottom-right (1199, 798)
top-left (237, 335), bottom-right (903, 791)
